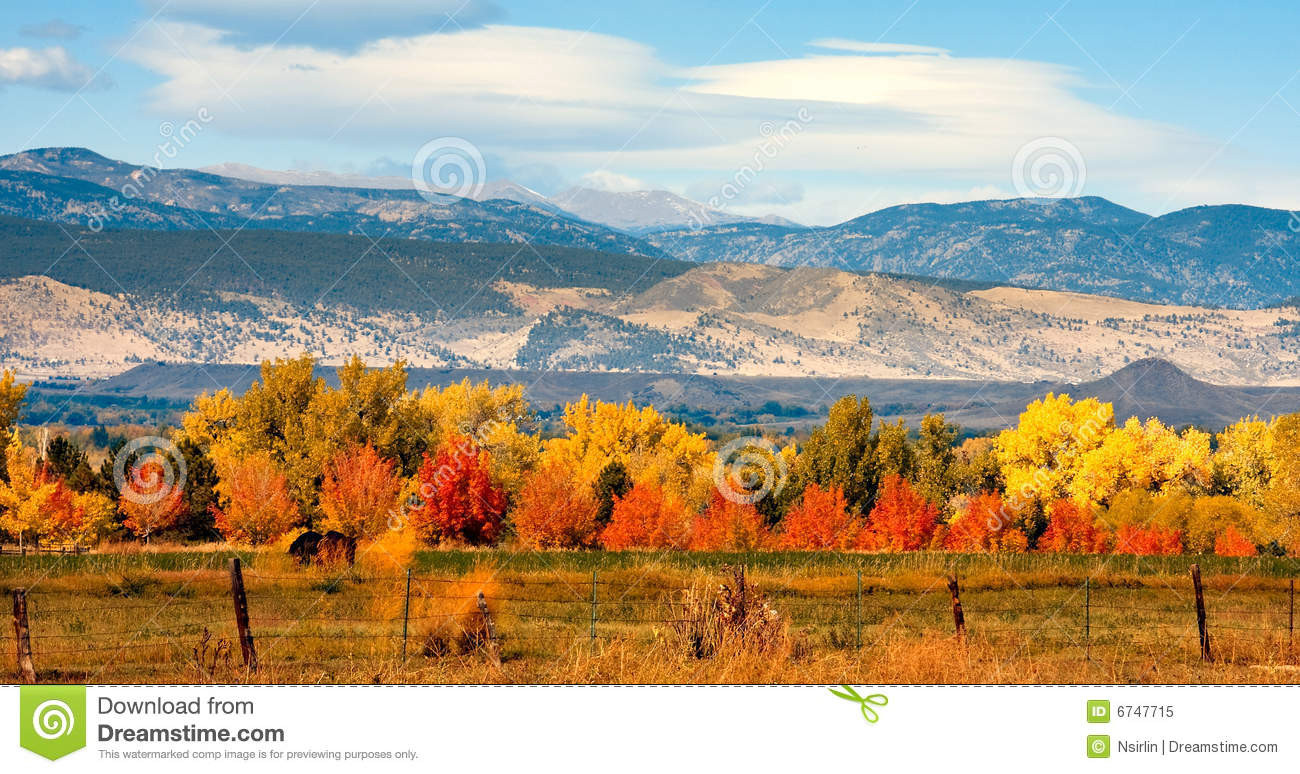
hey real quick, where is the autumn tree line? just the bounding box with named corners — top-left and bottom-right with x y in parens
top-left (1, 356), bottom-right (1299, 557)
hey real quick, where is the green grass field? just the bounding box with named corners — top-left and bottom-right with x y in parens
top-left (3, 549), bottom-right (1299, 685)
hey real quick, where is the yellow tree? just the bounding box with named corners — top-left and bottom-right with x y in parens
top-left (544, 396), bottom-right (713, 510)
top-left (1071, 418), bottom-right (1212, 506)
top-left (995, 393), bottom-right (1115, 518)
top-left (0, 432), bottom-right (57, 547)
top-left (1215, 418), bottom-right (1273, 508)
top-left (1263, 413), bottom-right (1300, 553)
top-left (0, 433), bottom-right (112, 547)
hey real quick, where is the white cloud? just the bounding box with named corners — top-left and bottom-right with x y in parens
top-left (808, 39), bottom-right (949, 56)
top-left (575, 170), bottom-right (652, 192)
top-left (121, 22), bottom-right (1300, 222)
top-left (0, 46), bottom-right (102, 91)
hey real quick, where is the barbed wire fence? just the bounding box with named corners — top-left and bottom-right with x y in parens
top-left (6, 561), bottom-right (1299, 682)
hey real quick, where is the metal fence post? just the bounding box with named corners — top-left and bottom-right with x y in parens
top-left (590, 570), bottom-right (598, 644)
top-left (855, 570), bottom-right (863, 650)
top-left (402, 568), bottom-right (412, 663)
top-left (1084, 577), bottom-right (1090, 660)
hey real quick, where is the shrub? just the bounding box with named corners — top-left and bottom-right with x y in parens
top-left (671, 567), bottom-right (784, 658)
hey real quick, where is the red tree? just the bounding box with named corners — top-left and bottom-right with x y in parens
top-left (690, 491), bottom-right (770, 551)
top-left (599, 481), bottom-right (692, 550)
top-left (1214, 525), bottom-right (1257, 557)
top-left (411, 436), bottom-right (506, 546)
top-left (513, 457), bottom-right (601, 549)
top-left (944, 492), bottom-right (1029, 553)
top-left (1113, 524), bottom-right (1183, 555)
top-left (1038, 499), bottom-right (1109, 553)
top-left (777, 484), bottom-right (858, 550)
top-left (857, 475), bottom-right (938, 551)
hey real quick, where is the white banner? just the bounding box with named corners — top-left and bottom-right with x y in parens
top-left (3, 685), bottom-right (1295, 771)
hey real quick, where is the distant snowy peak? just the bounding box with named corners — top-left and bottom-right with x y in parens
top-left (550, 186), bottom-right (788, 235)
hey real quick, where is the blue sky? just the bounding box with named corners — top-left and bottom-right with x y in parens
top-left (1, 0), bottom-right (1297, 224)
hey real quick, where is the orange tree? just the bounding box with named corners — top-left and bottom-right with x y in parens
top-left (944, 492), bottom-right (1029, 553)
top-left (599, 480), bottom-right (692, 550)
top-left (857, 474), bottom-right (937, 551)
top-left (690, 491), bottom-right (770, 551)
top-left (318, 443), bottom-right (403, 540)
top-left (776, 484), bottom-right (858, 550)
top-left (1038, 499), bottom-right (1109, 553)
top-left (117, 459), bottom-right (186, 542)
top-left (513, 456), bottom-right (600, 549)
top-left (212, 452), bottom-right (300, 545)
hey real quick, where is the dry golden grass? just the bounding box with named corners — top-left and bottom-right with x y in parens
top-left (4, 548), bottom-right (1299, 685)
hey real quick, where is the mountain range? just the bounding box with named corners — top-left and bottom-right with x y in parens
top-left (2, 148), bottom-right (1298, 309)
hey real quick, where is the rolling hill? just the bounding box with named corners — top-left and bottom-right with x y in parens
top-left (2, 215), bottom-right (1298, 389)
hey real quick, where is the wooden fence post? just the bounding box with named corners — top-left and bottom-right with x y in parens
top-left (476, 591), bottom-right (501, 667)
top-left (855, 569), bottom-right (863, 650)
top-left (1190, 563), bottom-right (1211, 663)
top-left (401, 568), bottom-right (412, 663)
top-left (12, 588), bottom-right (36, 683)
top-left (589, 570), bottom-right (598, 644)
top-left (228, 557), bottom-right (257, 672)
top-left (947, 574), bottom-right (966, 641)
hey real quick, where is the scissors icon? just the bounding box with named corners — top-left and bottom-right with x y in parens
top-left (829, 685), bottom-right (889, 723)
